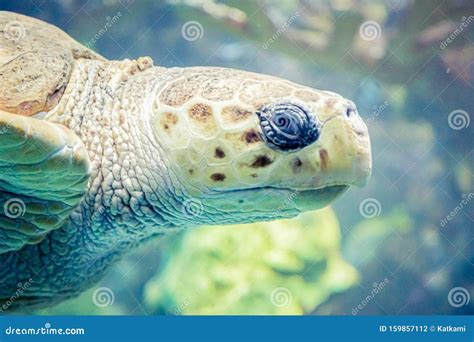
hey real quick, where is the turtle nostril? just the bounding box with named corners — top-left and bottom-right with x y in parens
top-left (346, 107), bottom-right (356, 118)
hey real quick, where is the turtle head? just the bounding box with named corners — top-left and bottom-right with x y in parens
top-left (152, 67), bottom-right (371, 225)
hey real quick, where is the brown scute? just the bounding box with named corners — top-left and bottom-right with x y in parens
top-left (159, 79), bottom-right (199, 107)
top-left (160, 112), bottom-right (178, 131)
top-left (201, 79), bottom-right (240, 101)
top-left (189, 103), bottom-right (213, 122)
top-left (211, 173), bottom-right (226, 181)
top-left (214, 147), bottom-right (226, 158)
top-left (319, 149), bottom-right (329, 170)
top-left (294, 90), bottom-right (320, 103)
top-left (265, 83), bottom-right (292, 97)
top-left (250, 155), bottom-right (274, 168)
top-left (243, 130), bottom-right (261, 144)
top-left (222, 106), bottom-right (252, 123)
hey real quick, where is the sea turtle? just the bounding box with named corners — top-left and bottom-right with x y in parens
top-left (0, 11), bottom-right (371, 310)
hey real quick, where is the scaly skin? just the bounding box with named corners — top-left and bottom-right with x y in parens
top-left (0, 12), bottom-right (371, 310)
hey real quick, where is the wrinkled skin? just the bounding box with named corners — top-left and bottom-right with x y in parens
top-left (0, 11), bottom-right (371, 310)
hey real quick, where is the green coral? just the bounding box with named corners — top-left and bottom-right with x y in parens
top-left (144, 208), bottom-right (358, 315)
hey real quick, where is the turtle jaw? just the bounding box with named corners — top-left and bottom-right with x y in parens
top-left (292, 184), bottom-right (350, 212)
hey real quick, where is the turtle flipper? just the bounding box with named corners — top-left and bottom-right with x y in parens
top-left (0, 11), bottom-right (105, 116)
top-left (0, 110), bottom-right (90, 253)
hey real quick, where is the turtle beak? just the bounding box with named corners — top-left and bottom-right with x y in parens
top-left (290, 106), bottom-right (372, 190)
top-left (343, 105), bottom-right (372, 187)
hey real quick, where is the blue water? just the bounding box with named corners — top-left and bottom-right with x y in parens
top-left (2, 0), bottom-right (472, 315)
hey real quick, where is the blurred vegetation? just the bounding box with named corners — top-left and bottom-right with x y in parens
top-left (4, 0), bottom-right (469, 315)
top-left (144, 208), bottom-right (357, 315)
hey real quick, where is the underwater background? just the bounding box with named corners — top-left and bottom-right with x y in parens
top-left (2, 0), bottom-right (472, 315)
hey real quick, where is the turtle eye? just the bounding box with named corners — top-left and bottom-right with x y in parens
top-left (257, 101), bottom-right (320, 152)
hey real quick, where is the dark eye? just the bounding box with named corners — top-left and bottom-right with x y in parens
top-left (257, 101), bottom-right (320, 152)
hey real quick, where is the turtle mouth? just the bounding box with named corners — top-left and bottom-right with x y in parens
top-left (291, 184), bottom-right (350, 211)
top-left (231, 184), bottom-right (350, 212)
